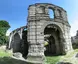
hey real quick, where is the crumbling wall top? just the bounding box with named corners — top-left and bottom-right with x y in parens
top-left (28, 3), bottom-right (69, 26)
top-left (28, 3), bottom-right (66, 12)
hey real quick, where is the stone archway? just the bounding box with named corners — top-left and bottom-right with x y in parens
top-left (12, 33), bottom-right (21, 53)
top-left (44, 24), bottom-right (63, 55)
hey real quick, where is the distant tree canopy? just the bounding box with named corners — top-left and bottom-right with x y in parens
top-left (0, 20), bottom-right (10, 45)
top-left (0, 20), bottom-right (10, 27)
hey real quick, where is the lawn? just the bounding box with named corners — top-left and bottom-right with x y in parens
top-left (0, 49), bottom-right (78, 64)
top-left (60, 49), bottom-right (78, 64)
top-left (0, 50), bottom-right (12, 57)
top-left (46, 49), bottom-right (78, 64)
top-left (0, 49), bottom-right (33, 64)
top-left (46, 56), bottom-right (61, 64)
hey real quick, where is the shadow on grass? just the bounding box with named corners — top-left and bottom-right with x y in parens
top-left (0, 57), bottom-right (31, 64)
top-left (46, 56), bottom-right (61, 64)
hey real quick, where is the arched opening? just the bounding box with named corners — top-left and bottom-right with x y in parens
top-left (13, 33), bottom-right (21, 53)
top-left (48, 9), bottom-right (54, 18)
top-left (44, 24), bottom-right (62, 56)
top-left (21, 29), bottom-right (29, 58)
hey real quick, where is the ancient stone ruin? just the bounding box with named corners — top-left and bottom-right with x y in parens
top-left (71, 30), bottom-right (78, 49)
top-left (8, 3), bottom-right (73, 63)
top-left (71, 30), bottom-right (78, 44)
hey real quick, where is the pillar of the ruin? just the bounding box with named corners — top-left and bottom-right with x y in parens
top-left (27, 21), bottom-right (45, 63)
top-left (26, 5), bottom-right (45, 64)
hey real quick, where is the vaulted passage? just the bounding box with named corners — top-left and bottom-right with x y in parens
top-left (13, 33), bottom-right (21, 53)
top-left (44, 24), bottom-right (62, 56)
top-left (45, 35), bottom-right (56, 55)
top-left (22, 29), bottom-right (29, 58)
top-left (10, 29), bottom-right (29, 58)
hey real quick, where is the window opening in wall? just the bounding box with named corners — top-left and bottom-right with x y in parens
top-left (48, 9), bottom-right (54, 18)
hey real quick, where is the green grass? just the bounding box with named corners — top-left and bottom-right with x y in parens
top-left (46, 49), bottom-right (78, 64)
top-left (46, 56), bottom-right (61, 64)
top-left (0, 57), bottom-right (29, 64)
top-left (60, 49), bottom-right (78, 64)
top-left (0, 49), bottom-right (31, 64)
top-left (0, 50), bottom-right (12, 57)
top-left (0, 49), bottom-right (78, 64)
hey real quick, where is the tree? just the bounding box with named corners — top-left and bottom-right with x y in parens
top-left (0, 20), bottom-right (10, 45)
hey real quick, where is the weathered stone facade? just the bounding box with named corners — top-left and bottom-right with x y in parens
top-left (8, 3), bottom-right (73, 64)
top-left (8, 26), bottom-right (28, 57)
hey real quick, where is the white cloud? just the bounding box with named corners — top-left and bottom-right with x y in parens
top-left (70, 19), bottom-right (78, 36)
top-left (6, 30), bottom-right (11, 36)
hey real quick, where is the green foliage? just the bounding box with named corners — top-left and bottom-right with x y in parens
top-left (72, 42), bottom-right (78, 49)
top-left (0, 20), bottom-right (10, 45)
top-left (0, 20), bottom-right (10, 27)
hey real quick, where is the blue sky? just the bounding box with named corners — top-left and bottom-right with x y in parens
top-left (0, 0), bottom-right (78, 36)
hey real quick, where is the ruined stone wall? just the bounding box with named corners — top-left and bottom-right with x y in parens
top-left (27, 3), bottom-right (73, 63)
top-left (8, 26), bottom-right (27, 54)
top-left (8, 3), bottom-right (73, 64)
